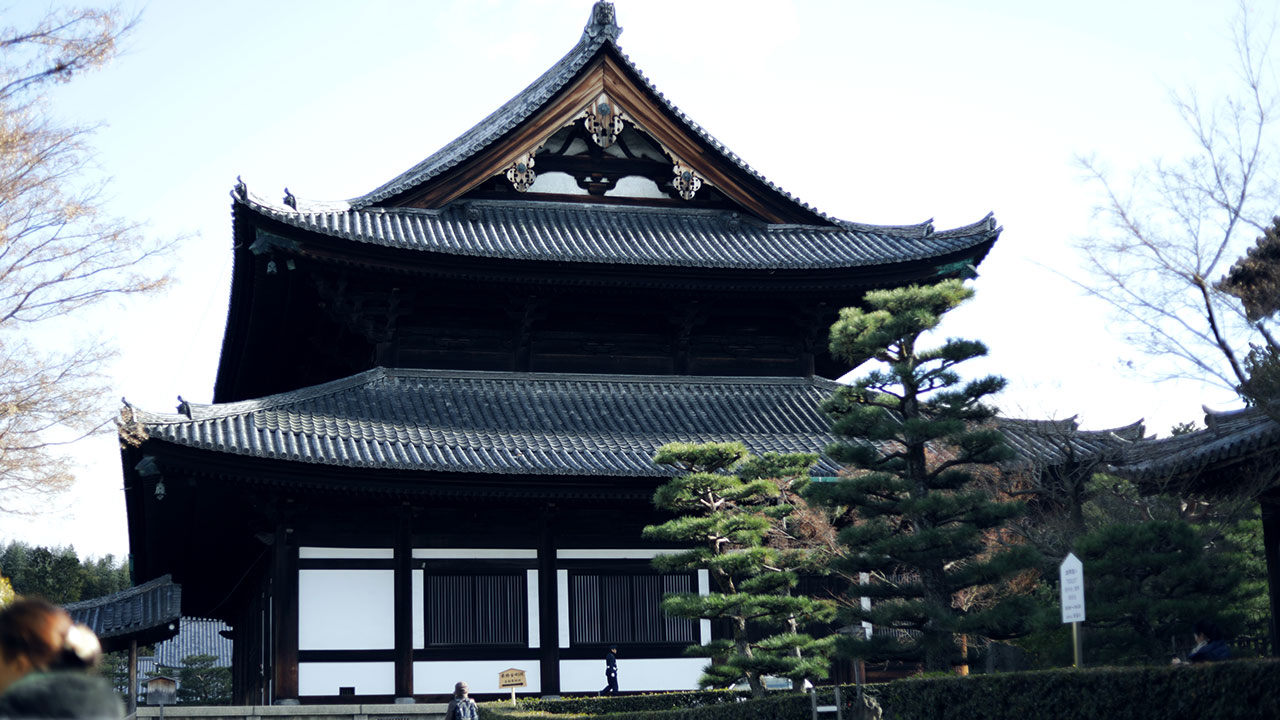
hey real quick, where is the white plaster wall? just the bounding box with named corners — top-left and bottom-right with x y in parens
top-left (559, 658), bottom-right (703, 693)
top-left (299, 547), bottom-right (393, 559)
top-left (413, 660), bottom-right (541, 695)
top-left (298, 661), bottom-right (394, 696)
top-left (413, 569), bottom-right (425, 649)
top-left (298, 569), bottom-right (394, 650)
top-left (526, 569), bottom-right (540, 649)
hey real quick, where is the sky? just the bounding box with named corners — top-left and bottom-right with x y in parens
top-left (0, 0), bottom-right (1263, 559)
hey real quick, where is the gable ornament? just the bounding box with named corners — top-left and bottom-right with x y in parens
top-left (672, 162), bottom-right (703, 200)
top-left (505, 152), bottom-right (537, 193)
top-left (584, 97), bottom-right (624, 148)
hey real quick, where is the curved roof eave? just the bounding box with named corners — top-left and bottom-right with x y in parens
top-left (231, 189), bottom-right (999, 274)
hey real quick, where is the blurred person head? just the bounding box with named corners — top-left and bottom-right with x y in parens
top-left (0, 598), bottom-right (101, 694)
top-left (454, 681), bottom-right (470, 698)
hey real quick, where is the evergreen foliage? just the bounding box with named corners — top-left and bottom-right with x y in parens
top-left (1073, 519), bottom-right (1246, 664)
top-left (173, 654), bottom-right (233, 705)
top-left (0, 541), bottom-right (130, 603)
top-left (804, 280), bottom-right (1040, 672)
top-left (643, 442), bottom-right (835, 698)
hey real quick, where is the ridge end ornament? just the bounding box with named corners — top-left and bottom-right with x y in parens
top-left (584, 96), bottom-right (624, 148)
top-left (505, 152), bottom-right (537, 192)
top-left (672, 162), bottom-right (703, 200)
top-left (583, 1), bottom-right (621, 41)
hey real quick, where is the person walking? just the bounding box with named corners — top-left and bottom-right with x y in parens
top-left (600, 644), bottom-right (618, 695)
top-left (444, 681), bottom-right (478, 720)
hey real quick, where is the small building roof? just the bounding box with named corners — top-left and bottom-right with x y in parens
top-left (236, 191), bottom-right (998, 273)
top-left (63, 575), bottom-right (182, 652)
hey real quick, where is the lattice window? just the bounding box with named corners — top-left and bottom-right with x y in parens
top-left (426, 573), bottom-right (526, 646)
top-left (570, 572), bottom-right (697, 645)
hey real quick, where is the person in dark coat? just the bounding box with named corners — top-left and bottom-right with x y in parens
top-left (601, 644), bottom-right (618, 695)
top-left (0, 597), bottom-right (121, 718)
top-left (1186, 618), bottom-right (1231, 663)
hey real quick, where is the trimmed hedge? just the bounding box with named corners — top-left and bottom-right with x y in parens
top-left (480, 659), bottom-right (1279, 720)
top-left (869, 660), bottom-right (1280, 720)
top-left (479, 688), bottom-right (812, 720)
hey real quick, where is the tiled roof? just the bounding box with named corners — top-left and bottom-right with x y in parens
top-left (127, 369), bottom-right (846, 477)
top-left (1110, 406), bottom-right (1280, 483)
top-left (129, 368), bottom-right (1170, 483)
top-left (238, 193), bottom-right (997, 272)
top-left (153, 618), bottom-right (233, 667)
top-left (350, 2), bottom-right (832, 222)
top-left (64, 575), bottom-right (182, 644)
top-left (996, 416), bottom-right (1145, 468)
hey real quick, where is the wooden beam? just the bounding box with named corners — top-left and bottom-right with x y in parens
top-left (272, 524), bottom-right (299, 703)
top-left (538, 509), bottom-right (561, 694)
top-left (1262, 494), bottom-right (1280, 657)
top-left (394, 506), bottom-right (415, 700)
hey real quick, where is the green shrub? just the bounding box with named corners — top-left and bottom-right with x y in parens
top-left (481, 660), bottom-right (1280, 720)
top-left (478, 688), bottom-right (811, 720)
top-left (864, 660), bottom-right (1280, 720)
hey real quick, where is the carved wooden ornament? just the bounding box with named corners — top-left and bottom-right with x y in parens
top-left (584, 95), bottom-right (624, 148)
top-left (505, 152), bottom-right (537, 192)
top-left (672, 162), bottom-right (703, 200)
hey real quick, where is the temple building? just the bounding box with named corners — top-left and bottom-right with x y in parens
top-left (119, 3), bottom-right (1004, 704)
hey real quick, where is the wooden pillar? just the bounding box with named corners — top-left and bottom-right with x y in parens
top-left (394, 506), bottom-right (415, 701)
top-left (538, 509), bottom-right (560, 694)
top-left (1262, 495), bottom-right (1280, 657)
top-left (127, 638), bottom-right (138, 715)
top-left (272, 524), bottom-right (299, 703)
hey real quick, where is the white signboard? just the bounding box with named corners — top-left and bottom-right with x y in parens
top-left (1059, 552), bottom-right (1085, 624)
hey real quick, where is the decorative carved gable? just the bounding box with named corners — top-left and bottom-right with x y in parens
top-left (388, 50), bottom-right (818, 224)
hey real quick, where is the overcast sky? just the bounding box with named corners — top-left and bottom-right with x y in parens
top-left (2, 0), bottom-right (1264, 559)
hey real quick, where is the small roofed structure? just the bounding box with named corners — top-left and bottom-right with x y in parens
top-left (64, 575), bottom-right (182, 714)
top-left (64, 574), bottom-right (182, 653)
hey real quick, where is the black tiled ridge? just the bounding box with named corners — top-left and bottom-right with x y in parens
top-left (131, 369), bottom-right (846, 477)
top-left (240, 193), bottom-right (997, 271)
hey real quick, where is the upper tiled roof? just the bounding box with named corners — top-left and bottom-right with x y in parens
top-left (1110, 406), bottom-right (1280, 483)
top-left (64, 575), bottom-right (182, 647)
top-left (125, 369), bottom-right (846, 478)
top-left (350, 2), bottom-right (831, 222)
top-left (238, 192), bottom-right (997, 272)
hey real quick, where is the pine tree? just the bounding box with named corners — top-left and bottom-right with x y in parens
top-left (642, 442), bottom-right (834, 698)
top-left (804, 280), bottom-right (1039, 672)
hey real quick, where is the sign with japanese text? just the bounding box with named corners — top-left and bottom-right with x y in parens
top-left (1060, 552), bottom-right (1085, 623)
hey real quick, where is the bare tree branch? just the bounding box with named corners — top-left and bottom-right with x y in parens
top-left (0, 6), bottom-right (170, 511)
top-left (1070, 1), bottom-right (1280, 394)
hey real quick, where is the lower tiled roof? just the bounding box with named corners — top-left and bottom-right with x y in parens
top-left (64, 575), bottom-right (181, 645)
top-left (126, 369), bottom-right (846, 477)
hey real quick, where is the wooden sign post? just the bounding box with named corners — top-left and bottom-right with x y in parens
top-left (1059, 552), bottom-right (1086, 668)
top-left (498, 668), bottom-right (527, 703)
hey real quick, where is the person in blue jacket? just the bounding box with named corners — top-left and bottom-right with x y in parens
top-left (1172, 618), bottom-right (1230, 664)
